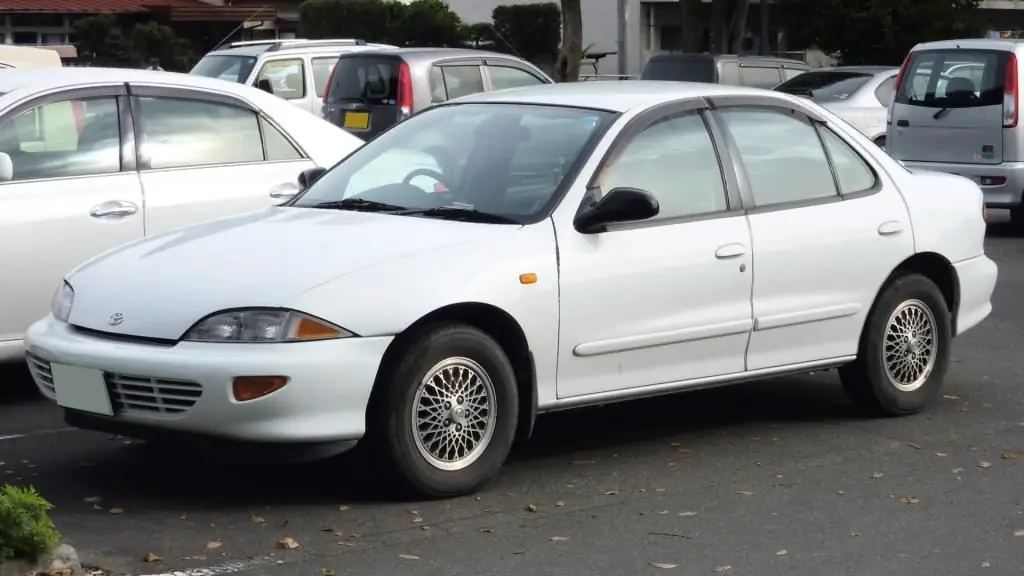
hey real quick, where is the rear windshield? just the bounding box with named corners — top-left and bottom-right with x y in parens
top-left (641, 57), bottom-right (715, 83)
top-left (774, 70), bottom-right (873, 102)
top-left (894, 49), bottom-right (1010, 109)
top-left (189, 55), bottom-right (257, 84)
top-left (326, 55), bottom-right (399, 104)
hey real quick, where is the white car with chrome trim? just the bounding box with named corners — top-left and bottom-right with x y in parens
top-left (25, 81), bottom-right (997, 498)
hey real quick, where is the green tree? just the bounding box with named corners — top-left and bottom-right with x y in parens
top-left (779, 0), bottom-right (983, 65)
top-left (390, 0), bottom-right (465, 47)
top-left (298, 0), bottom-right (393, 43)
top-left (491, 3), bottom-right (561, 63)
top-left (122, 21), bottom-right (193, 71)
top-left (70, 14), bottom-right (120, 63)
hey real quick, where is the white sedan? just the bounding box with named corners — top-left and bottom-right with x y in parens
top-left (0, 67), bottom-right (364, 363)
top-left (24, 81), bottom-right (997, 498)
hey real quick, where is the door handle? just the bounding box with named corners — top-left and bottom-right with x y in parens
top-left (896, 119), bottom-right (909, 127)
top-left (269, 182), bottom-right (299, 200)
top-left (89, 200), bottom-right (138, 219)
top-left (877, 220), bottom-right (904, 236)
top-left (715, 243), bottom-right (747, 259)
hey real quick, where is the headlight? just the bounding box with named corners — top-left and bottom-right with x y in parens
top-left (182, 309), bottom-right (354, 343)
top-left (50, 281), bottom-right (74, 322)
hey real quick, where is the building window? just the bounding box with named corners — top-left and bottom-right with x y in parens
top-left (10, 14), bottom-right (64, 28)
top-left (659, 26), bottom-right (681, 50)
top-left (13, 32), bottom-right (39, 45)
top-left (42, 33), bottom-right (67, 45)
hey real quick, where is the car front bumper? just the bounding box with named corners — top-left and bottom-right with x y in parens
top-left (24, 315), bottom-right (393, 447)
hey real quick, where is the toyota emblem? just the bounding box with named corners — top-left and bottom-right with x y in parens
top-left (108, 313), bottom-right (124, 326)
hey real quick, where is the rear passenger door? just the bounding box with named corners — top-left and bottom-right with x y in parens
top-left (739, 64), bottom-right (783, 88)
top-left (127, 85), bottom-right (315, 236)
top-left (428, 58), bottom-right (485, 104)
top-left (481, 58), bottom-right (549, 92)
top-left (253, 57), bottom-right (312, 112)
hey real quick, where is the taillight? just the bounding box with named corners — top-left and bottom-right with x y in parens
top-left (1004, 53), bottom-right (1018, 128)
top-left (322, 63), bottom-right (337, 105)
top-left (888, 53), bottom-right (911, 125)
top-left (983, 204), bottom-right (989, 221)
top-left (397, 61), bottom-right (412, 121)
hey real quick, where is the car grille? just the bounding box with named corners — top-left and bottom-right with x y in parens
top-left (25, 354), bottom-right (203, 416)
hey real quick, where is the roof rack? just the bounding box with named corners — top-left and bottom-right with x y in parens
top-left (226, 38), bottom-right (369, 51)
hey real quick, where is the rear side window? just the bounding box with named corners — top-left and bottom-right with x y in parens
top-left (641, 57), bottom-right (715, 82)
top-left (874, 75), bottom-right (896, 106)
top-left (326, 56), bottom-right (399, 104)
top-left (487, 64), bottom-right (545, 91)
top-left (739, 65), bottom-right (782, 88)
top-left (439, 65), bottom-right (484, 100)
top-left (894, 49), bottom-right (1009, 109)
top-left (775, 70), bottom-right (874, 102)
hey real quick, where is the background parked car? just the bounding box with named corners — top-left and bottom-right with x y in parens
top-left (640, 53), bottom-right (809, 88)
top-left (0, 45), bottom-right (62, 69)
top-left (189, 38), bottom-right (397, 116)
top-left (0, 67), bottom-right (364, 363)
top-left (322, 48), bottom-right (554, 139)
top-left (774, 66), bottom-right (898, 148)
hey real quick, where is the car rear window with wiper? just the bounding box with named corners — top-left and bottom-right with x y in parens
top-left (774, 71), bottom-right (873, 102)
top-left (326, 55), bottom-right (399, 105)
top-left (894, 49), bottom-right (1009, 109)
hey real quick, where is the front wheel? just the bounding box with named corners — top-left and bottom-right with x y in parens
top-left (839, 273), bottom-right (951, 416)
top-left (373, 323), bottom-right (519, 498)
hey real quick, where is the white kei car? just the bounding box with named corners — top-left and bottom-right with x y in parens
top-left (0, 67), bottom-right (364, 363)
top-left (25, 81), bottom-right (997, 498)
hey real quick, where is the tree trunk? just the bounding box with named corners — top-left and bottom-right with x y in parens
top-left (728, 0), bottom-right (750, 54)
top-left (709, 0), bottom-right (730, 54)
top-left (759, 0), bottom-right (770, 55)
top-left (556, 0), bottom-right (583, 81)
top-left (679, 0), bottom-right (702, 52)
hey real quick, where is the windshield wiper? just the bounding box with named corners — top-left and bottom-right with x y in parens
top-left (933, 107), bottom-right (952, 120)
top-left (308, 198), bottom-right (408, 212)
top-left (399, 206), bottom-right (522, 225)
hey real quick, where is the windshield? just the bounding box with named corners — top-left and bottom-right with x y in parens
top-left (189, 55), bottom-right (258, 84)
top-left (290, 103), bottom-right (616, 222)
top-left (774, 70), bottom-right (873, 101)
top-left (641, 57), bottom-right (715, 82)
top-left (894, 49), bottom-right (1008, 109)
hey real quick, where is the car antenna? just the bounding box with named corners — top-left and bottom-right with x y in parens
top-left (211, 5), bottom-right (272, 51)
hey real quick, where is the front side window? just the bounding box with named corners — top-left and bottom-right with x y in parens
top-left (739, 66), bottom-right (782, 88)
top-left (441, 66), bottom-right (485, 100)
top-left (134, 97), bottom-right (263, 170)
top-left (291, 103), bottom-right (615, 222)
top-left (255, 59), bottom-right (305, 100)
top-left (0, 96), bottom-right (120, 182)
top-left (718, 107), bottom-right (838, 206)
top-left (600, 112), bottom-right (728, 220)
top-left (487, 65), bottom-right (545, 91)
top-left (895, 49), bottom-right (1008, 109)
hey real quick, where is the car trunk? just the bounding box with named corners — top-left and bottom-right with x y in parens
top-left (323, 54), bottom-right (402, 140)
top-left (888, 48), bottom-right (1011, 165)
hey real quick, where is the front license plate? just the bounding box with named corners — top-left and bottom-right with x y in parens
top-left (343, 111), bottom-right (370, 130)
top-left (51, 363), bottom-right (114, 416)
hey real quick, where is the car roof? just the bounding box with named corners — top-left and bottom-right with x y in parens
top-left (912, 38), bottom-right (1024, 53)
top-left (810, 65), bottom-right (898, 75)
top-left (343, 47), bottom-right (531, 64)
top-left (206, 41), bottom-right (396, 58)
top-left (647, 52), bottom-right (808, 66)
top-left (0, 66), bottom-right (264, 97)
top-left (454, 80), bottom-right (788, 113)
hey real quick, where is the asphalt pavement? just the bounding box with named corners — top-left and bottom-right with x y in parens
top-left (1, 213), bottom-right (1023, 576)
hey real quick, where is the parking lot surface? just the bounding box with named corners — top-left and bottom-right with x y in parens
top-left (1, 214), bottom-right (1022, 576)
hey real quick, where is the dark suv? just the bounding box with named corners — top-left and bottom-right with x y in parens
top-left (322, 47), bottom-right (553, 139)
top-left (641, 53), bottom-right (810, 88)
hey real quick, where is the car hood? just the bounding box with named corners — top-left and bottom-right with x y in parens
top-left (66, 207), bottom-right (518, 340)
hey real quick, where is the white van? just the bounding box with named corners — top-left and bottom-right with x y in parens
top-left (0, 45), bottom-right (62, 69)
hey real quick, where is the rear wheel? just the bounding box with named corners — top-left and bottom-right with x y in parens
top-left (373, 323), bottom-right (519, 498)
top-left (839, 273), bottom-right (951, 416)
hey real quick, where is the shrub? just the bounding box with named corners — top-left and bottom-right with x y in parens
top-left (491, 3), bottom-right (561, 64)
top-left (0, 485), bottom-right (60, 563)
top-left (298, 0), bottom-right (393, 42)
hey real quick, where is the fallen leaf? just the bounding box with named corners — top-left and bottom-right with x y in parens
top-left (411, 516), bottom-right (424, 524)
top-left (776, 549), bottom-right (788, 556)
top-left (870, 472), bottom-right (884, 479)
top-left (206, 541), bottom-right (223, 550)
top-left (906, 442), bottom-right (922, 449)
top-left (1014, 529), bottom-right (1024, 537)
top-left (338, 505), bottom-right (350, 511)
top-left (678, 511), bottom-right (698, 517)
top-left (549, 536), bottom-right (569, 542)
top-left (900, 496), bottom-right (920, 505)
top-left (936, 452), bottom-right (948, 457)
top-left (735, 491), bottom-right (755, 496)
top-left (480, 528), bottom-right (493, 533)
top-left (1001, 452), bottom-right (1018, 460)
top-left (650, 563), bottom-right (678, 569)
top-left (837, 490), bottom-right (845, 495)
top-left (555, 501), bottom-right (565, 507)
top-left (278, 537), bottom-right (299, 550)
top-left (571, 460), bottom-right (596, 465)
top-left (108, 508), bottom-right (123, 515)
top-left (83, 496), bottom-right (102, 503)
top-left (398, 554), bottom-right (419, 560)
top-left (952, 468), bottom-right (965, 474)
top-left (981, 561), bottom-right (991, 568)
top-left (942, 394), bottom-right (960, 400)
top-left (714, 566), bottom-right (732, 573)
top-left (979, 461), bottom-right (993, 469)
top-left (604, 490), bottom-right (620, 495)
top-left (250, 514), bottom-right (265, 525)
top-left (322, 570), bottom-right (336, 576)
top-left (178, 513), bottom-right (188, 520)
top-left (142, 552), bottom-right (162, 563)
top-left (526, 504), bottom-right (538, 512)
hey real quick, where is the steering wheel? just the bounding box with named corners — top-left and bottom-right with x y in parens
top-left (403, 168), bottom-right (453, 192)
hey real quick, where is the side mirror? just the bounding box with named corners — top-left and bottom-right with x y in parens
top-left (298, 166), bottom-right (327, 189)
top-left (0, 152), bottom-right (12, 183)
top-left (574, 187), bottom-right (659, 233)
top-left (256, 78), bottom-right (274, 94)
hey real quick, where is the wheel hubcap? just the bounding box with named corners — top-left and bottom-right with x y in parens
top-left (882, 299), bottom-right (938, 392)
top-left (411, 357), bottom-right (496, 471)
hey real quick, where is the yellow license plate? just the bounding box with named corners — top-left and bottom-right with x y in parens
top-left (343, 111), bottom-right (370, 130)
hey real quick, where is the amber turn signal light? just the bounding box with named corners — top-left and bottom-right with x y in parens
top-left (233, 376), bottom-right (288, 402)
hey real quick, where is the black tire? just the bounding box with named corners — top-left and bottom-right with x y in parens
top-left (839, 273), bottom-right (951, 417)
top-left (373, 323), bottom-right (519, 498)
top-left (1010, 205), bottom-right (1024, 227)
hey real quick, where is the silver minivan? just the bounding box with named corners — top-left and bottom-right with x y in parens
top-left (887, 38), bottom-right (1021, 222)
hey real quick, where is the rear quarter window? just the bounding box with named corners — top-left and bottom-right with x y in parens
top-left (894, 49), bottom-right (1009, 109)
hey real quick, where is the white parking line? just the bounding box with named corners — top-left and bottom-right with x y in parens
top-left (136, 557), bottom-right (275, 576)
